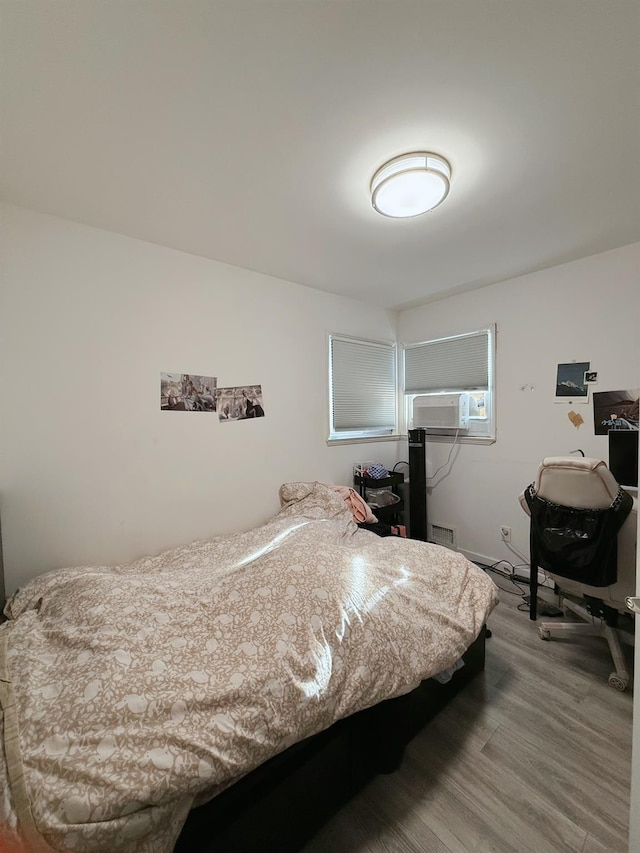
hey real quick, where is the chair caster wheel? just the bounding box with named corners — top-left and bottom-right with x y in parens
top-left (608, 673), bottom-right (628, 691)
top-left (538, 627), bottom-right (550, 640)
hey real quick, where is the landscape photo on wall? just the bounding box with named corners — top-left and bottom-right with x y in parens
top-left (554, 362), bottom-right (590, 403)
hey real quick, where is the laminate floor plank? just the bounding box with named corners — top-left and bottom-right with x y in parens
top-left (581, 833), bottom-right (616, 853)
top-left (469, 667), bottom-right (632, 778)
top-left (577, 683), bottom-right (636, 749)
top-left (486, 612), bottom-right (617, 698)
top-left (403, 726), bottom-right (588, 853)
top-left (301, 590), bottom-right (633, 853)
top-left (479, 719), bottom-right (628, 852)
top-left (301, 778), bottom-right (454, 853)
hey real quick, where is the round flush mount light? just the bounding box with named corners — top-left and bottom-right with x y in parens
top-left (370, 152), bottom-right (451, 218)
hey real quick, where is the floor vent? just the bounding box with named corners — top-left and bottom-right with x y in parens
top-left (429, 523), bottom-right (457, 550)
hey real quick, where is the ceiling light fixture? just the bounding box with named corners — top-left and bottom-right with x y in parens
top-left (370, 152), bottom-right (451, 218)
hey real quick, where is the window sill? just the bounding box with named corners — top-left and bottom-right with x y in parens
top-left (327, 434), bottom-right (401, 447)
top-left (400, 433), bottom-right (495, 445)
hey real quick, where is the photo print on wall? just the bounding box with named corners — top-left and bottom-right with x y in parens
top-left (554, 361), bottom-right (590, 404)
top-left (161, 373), bottom-right (217, 412)
top-left (217, 386), bottom-right (265, 422)
top-left (592, 389), bottom-right (639, 435)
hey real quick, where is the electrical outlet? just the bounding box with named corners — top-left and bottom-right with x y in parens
top-left (500, 525), bottom-right (512, 542)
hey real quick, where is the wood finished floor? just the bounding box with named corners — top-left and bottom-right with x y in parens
top-left (301, 582), bottom-right (634, 853)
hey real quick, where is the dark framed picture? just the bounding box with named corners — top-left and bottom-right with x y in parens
top-left (593, 389), bottom-right (639, 435)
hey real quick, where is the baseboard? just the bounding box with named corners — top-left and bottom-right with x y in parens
top-left (459, 548), bottom-right (499, 567)
top-left (460, 548), bottom-right (552, 587)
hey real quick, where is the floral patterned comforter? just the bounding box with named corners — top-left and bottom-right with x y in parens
top-left (0, 482), bottom-right (498, 852)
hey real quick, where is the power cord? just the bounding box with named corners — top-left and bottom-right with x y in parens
top-left (481, 560), bottom-right (529, 598)
top-left (480, 560), bottom-right (561, 616)
top-left (427, 430), bottom-right (460, 482)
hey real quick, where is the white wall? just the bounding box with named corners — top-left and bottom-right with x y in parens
top-left (2, 206), bottom-right (637, 595)
top-left (0, 205), bottom-right (398, 594)
top-left (397, 242), bottom-right (640, 570)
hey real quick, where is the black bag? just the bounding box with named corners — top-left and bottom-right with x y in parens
top-left (524, 484), bottom-right (633, 587)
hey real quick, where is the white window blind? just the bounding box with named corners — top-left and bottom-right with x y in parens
top-left (330, 336), bottom-right (397, 435)
top-left (404, 330), bottom-right (490, 394)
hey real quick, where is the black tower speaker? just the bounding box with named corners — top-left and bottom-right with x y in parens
top-left (408, 428), bottom-right (427, 541)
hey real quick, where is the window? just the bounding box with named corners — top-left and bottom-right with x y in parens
top-left (328, 334), bottom-right (397, 442)
top-left (402, 325), bottom-right (495, 440)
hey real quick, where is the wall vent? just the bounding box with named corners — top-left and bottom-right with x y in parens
top-left (429, 523), bottom-right (457, 550)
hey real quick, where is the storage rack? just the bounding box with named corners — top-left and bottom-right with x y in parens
top-left (353, 471), bottom-right (405, 525)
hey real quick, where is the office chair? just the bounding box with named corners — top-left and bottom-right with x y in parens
top-left (519, 456), bottom-right (637, 691)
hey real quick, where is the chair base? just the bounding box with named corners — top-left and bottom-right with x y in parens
top-left (538, 598), bottom-right (633, 691)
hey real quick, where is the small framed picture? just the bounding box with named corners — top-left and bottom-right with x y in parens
top-left (554, 361), bottom-right (590, 404)
top-left (584, 371), bottom-right (598, 384)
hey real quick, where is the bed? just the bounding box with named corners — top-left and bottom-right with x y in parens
top-left (0, 482), bottom-right (498, 853)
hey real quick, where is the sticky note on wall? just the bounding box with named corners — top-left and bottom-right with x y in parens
top-left (568, 410), bottom-right (584, 428)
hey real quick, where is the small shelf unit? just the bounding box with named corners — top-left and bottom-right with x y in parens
top-left (353, 471), bottom-right (405, 525)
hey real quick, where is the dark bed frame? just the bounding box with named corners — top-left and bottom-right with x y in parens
top-left (175, 626), bottom-right (487, 853)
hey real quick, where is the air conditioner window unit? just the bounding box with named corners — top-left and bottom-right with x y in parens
top-left (412, 393), bottom-right (470, 430)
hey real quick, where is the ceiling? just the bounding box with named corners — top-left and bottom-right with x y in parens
top-left (2, 1), bottom-right (639, 310)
